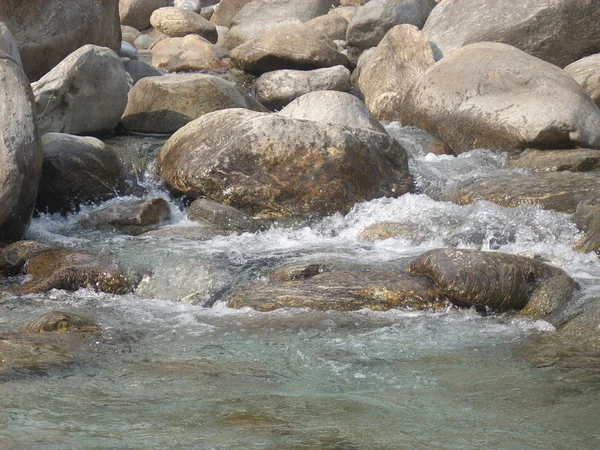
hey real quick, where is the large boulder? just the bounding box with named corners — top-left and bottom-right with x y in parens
top-left (151, 34), bottom-right (229, 72)
top-left (346, 0), bottom-right (437, 51)
top-left (150, 7), bottom-right (218, 42)
top-left (358, 25), bottom-right (434, 121)
top-left (423, 0), bottom-right (600, 68)
top-left (564, 54), bottom-right (600, 108)
top-left (0, 0), bottom-right (121, 81)
top-left (32, 45), bottom-right (129, 135)
top-left (121, 73), bottom-right (266, 133)
top-left (0, 21), bottom-right (21, 67)
top-left (408, 248), bottom-right (574, 312)
top-left (36, 133), bottom-right (126, 214)
top-left (230, 23), bottom-right (348, 75)
top-left (252, 65), bottom-right (351, 111)
top-left (278, 91), bottom-right (387, 133)
top-left (119, 0), bottom-right (169, 31)
top-left (305, 12), bottom-right (349, 41)
top-left (401, 43), bottom-right (600, 154)
top-left (158, 108), bottom-right (412, 218)
top-left (0, 55), bottom-right (42, 243)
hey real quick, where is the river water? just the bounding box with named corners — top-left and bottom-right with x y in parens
top-left (1, 128), bottom-right (600, 449)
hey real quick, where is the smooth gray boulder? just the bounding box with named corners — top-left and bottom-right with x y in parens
top-left (121, 73), bottom-right (266, 133)
top-left (423, 0), bottom-right (600, 68)
top-left (252, 65), bottom-right (350, 111)
top-left (32, 45), bottom-right (129, 135)
top-left (564, 54), bottom-right (600, 108)
top-left (401, 42), bottom-right (600, 154)
top-left (158, 108), bottom-right (412, 218)
top-left (358, 24), bottom-right (434, 121)
top-left (0, 54), bottom-right (42, 243)
top-left (346, 0), bottom-right (437, 50)
top-left (0, 21), bottom-right (21, 68)
top-left (279, 91), bottom-right (387, 133)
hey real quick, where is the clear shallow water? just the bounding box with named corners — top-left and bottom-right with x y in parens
top-left (2, 142), bottom-right (600, 449)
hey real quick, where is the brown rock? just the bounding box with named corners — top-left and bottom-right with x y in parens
top-left (150, 6), bottom-right (217, 42)
top-left (119, 0), bottom-right (169, 31)
top-left (210, 0), bottom-right (254, 27)
top-left (509, 149), bottom-right (600, 173)
top-left (0, 241), bottom-right (54, 275)
top-left (564, 54), bottom-right (600, 108)
top-left (151, 34), bottom-right (229, 72)
top-left (121, 25), bottom-right (142, 45)
top-left (305, 13), bottom-right (349, 41)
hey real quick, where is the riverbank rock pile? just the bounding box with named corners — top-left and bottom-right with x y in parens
top-left (0, 0), bottom-right (599, 352)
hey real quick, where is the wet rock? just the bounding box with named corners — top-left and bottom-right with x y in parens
top-left (408, 248), bottom-right (574, 312)
top-left (252, 66), bottom-right (350, 111)
top-left (278, 91), bottom-right (386, 133)
top-left (575, 215), bottom-right (600, 256)
top-left (121, 25), bottom-right (142, 46)
top-left (0, 21), bottom-right (21, 67)
top-left (423, 0), bottom-right (600, 68)
top-left (357, 222), bottom-right (423, 243)
top-left (20, 311), bottom-right (101, 333)
top-left (17, 250), bottom-right (133, 295)
top-left (0, 241), bottom-right (54, 276)
top-left (119, 0), bottom-right (169, 31)
top-left (151, 34), bottom-right (229, 72)
top-left (140, 225), bottom-right (225, 240)
top-left (150, 7), bottom-right (217, 42)
top-left (384, 124), bottom-right (453, 157)
top-left (305, 13), bottom-right (349, 41)
top-left (0, 0), bottom-right (121, 81)
top-left (520, 275), bottom-right (579, 317)
top-left (509, 149), bottom-right (600, 173)
top-left (402, 43), bottom-right (600, 154)
top-left (123, 59), bottom-right (162, 86)
top-left (32, 45), bottom-right (128, 135)
top-left (358, 25), bottom-right (434, 121)
top-left (230, 23), bottom-right (348, 76)
top-left (158, 108), bottom-right (412, 219)
top-left (36, 133), bottom-right (126, 214)
top-left (443, 172), bottom-right (600, 214)
top-left (210, 0), bottom-right (254, 28)
top-left (564, 54), bottom-right (600, 108)
top-left (0, 53), bottom-right (43, 243)
top-left (223, 262), bottom-right (447, 312)
top-left (346, 0), bottom-right (437, 51)
top-left (80, 197), bottom-right (171, 235)
top-left (121, 73), bottom-right (265, 133)
top-left (572, 195), bottom-right (600, 233)
top-left (188, 198), bottom-right (265, 234)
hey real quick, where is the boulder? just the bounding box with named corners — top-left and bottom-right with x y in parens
top-left (573, 195), bottom-right (600, 233)
top-left (408, 248), bottom-right (574, 312)
top-left (80, 197), bottom-right (171, 235)
top-left (252, 65), bottom-right (351, 111)
top-left (384, 123), bottom-right (453, 157)
top-left (174, 0), bottom-right (203, 13)
top-left (564, 54), bottom-right (600, 108)
top-left (121, 73), bottom-right (266, 133)
top-left (120, 41), bottom-right (139, 60)
top-left (134, 34), bottom-right (157, 50)
top-left (509, 149), bottom-right (600, 173)
top-left (36, 133), bottom-right (126, 214)
top-left (401, 43), bottom-right (600, 154)
top-left (423, 0), bottom-right (600, 68)
top-left (123, 59), bottom-right (162, 86)
top-left (230, 23), bottom-right (348, 75)
top-left (278, 91), bottom-right (386, 133)
top-left (0, 0), bottom-right (121, 81)
top-left (121, 25), bottom-right (142, 45)
top-left (358, 24), bottom-right (434, 121)
top-left (150, 7), bottom-right (218, 42)
top-left (222, 262), bottom-right (446, 311)
top-left (305, 13), bottom-right (349, 41)
top-left (151, 34), bottom-right (229, 72)
top-left (17, 250), bottom-right (133, 295)
top-left (119, 0), bottom-right (169, 31)
top-left (0, 21), bottom-right (21, 67)
top-left (158, 108), bottom-right (412, 218)
top-left (575, 214), bottom-right (600, 255)
top-left (188, 198), bottom-right (265, 233)
top-left (0, 54), bottom-right (43, 243)
top-left (210, 0), bottom-right (254, 27)
top-left (346, 0), bottom-right (437, 51)
top-left (0, 240), bottom-right (53, 276)
top-left (32, 45), bottom-right (128, 135)
top-left (330, 6), bottom-right (359, 22)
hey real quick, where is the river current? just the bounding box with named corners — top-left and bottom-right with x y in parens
top-left (1, 127), bottom-right (600, 449)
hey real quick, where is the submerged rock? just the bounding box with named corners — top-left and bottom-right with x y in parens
top-left (223, 262), bottom-right (447, 312)
top-left (0, 240), bottom-right (54, 276)
top-left (187, 198), bottom-right (265, 234)
top-left (384, 124), bottom-right (453, 157)
top-left (408, 248), bottom-right (574, 313)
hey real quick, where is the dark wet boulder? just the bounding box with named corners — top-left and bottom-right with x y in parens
top-left (150, 7), bottom-right (218, 42)
top-left (17, 250), bottom-right (133, 295)
top-left (121, 73), bottom-right (266, 133)
top-left (408, 248), bottom-right (574, 312)
top-left (158, 108), bottom-right (412, 219)
top-left (442, 172), bottom-right (600, 214)
top-left (151, 34), bottom-right (230, 72)
top-left (230, 23), bottom-right (348, 75)
top-left (222, 262), bottom-right (447, 312)
top-left (188, 198), bottom-right (265, 234)
top-left (0, 53), bottom-right (43, 243)
top-left (0, 0), bottom-right (121, 81)
top-left (401, 43), bottom-right (600, 154)
top-left (0, 241), bottom-right (54, 276)
top-left (564, 54), bottom-right (600, 108)
top-left (423, 0), bottom-right (600, 68)
top-left (80, 197), bottom-right (171, 235)
top-left (32, 45), bottom-right (129, 135)
top-left (36, 133), bottom-right (126, 214)
top-left (508, 149), bottom-right (600, 173)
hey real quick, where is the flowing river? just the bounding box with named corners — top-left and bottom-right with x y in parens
top-left (2, 128), bottom-right (600, 449)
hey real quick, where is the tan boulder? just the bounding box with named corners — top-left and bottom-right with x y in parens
top-left (210, 0), bottom-right (254, 27)
top-left (121, 25), bottom-right (142, 45)
top-left (564, 54), bottom-right (600, 108)
top-left (119, 0), bottom-right (169, 31)
top-left (150, 6), bottom-right (217, 42)
top-left (151, 34), bottom-right (229, 72)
